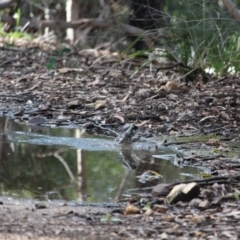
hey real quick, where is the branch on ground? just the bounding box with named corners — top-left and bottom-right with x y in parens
top-left (0, 14), bottom-right (165, 48)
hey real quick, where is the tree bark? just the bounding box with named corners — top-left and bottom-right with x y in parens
top-left (66, 0), bottom-right (79, 43)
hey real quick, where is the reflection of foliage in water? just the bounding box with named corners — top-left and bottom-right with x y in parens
top-left (0, 122), bottom-right (128, 202)
top-left (85, 151), bottom-right (127, 202)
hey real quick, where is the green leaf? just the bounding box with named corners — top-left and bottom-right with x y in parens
top-left (53, 48), bottom-right (71, 56)
top-left (47, 57), bottom-right (57, 70)
top-left (233, 193), bottom-right (239, 200)
top-left (111, 217), bottom-right (123, 223)
top-left (143, 201), bottom-right (151, 211)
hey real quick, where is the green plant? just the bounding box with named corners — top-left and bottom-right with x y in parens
top-left (0, 6), bottom-right (34, 40)
top-left (165, 1), bottom-right (240, 76)
top-left (100, 213), bottom-right (123, 223)
top-left (15, 8), bottom-right (21, 28)
top-left (233, 193), bottom-right (240, 200)
top-left (122, 1), bottom-right (240, 77)
top-left (46, 56), bottom-right (57, 70)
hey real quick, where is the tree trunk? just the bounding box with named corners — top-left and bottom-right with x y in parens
top-left (66, 0), bottom-right (79, 43)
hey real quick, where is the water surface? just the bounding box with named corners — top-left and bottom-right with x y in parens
top-left (0, 117), bottom-right (201, 202)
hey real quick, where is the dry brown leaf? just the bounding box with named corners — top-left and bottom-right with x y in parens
top-left (135, 120), bottom-right (150, 127)
top-left (95, 100), bottom-right (107, 109)
top-left (160, 81), bottom-right (188, 92)
top-left (58, 67), bottom-right (71, 73)
top-left (195, 231), bottom-right (206, 238)
top-left (27, 83), bottom-right (41, 91)
top-left (153, 204), bottom-right (168, 214)
top-left (67, 100), bottom-right (81, 107)
top-left (122, 94), bottom-right (130, 103)
top-left (172, 224), bottom-right (180, 230)
top-left (144, 209), bottom-right (153, 216)
top-left (191, 215), bottom-right (206, 224)
top-left (124, 204), bottom-right (141, 215)
top-left (88, 78), bottom-right (100, 86)
top-left (206, 138), bottom-right (220, 146)
top-left (162, 215), bottom-right (174, 222)
top-left (113, 114), bottom-right (125, 123)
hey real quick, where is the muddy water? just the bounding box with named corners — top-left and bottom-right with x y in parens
top-left (0, 117), bottom-right (201, 202)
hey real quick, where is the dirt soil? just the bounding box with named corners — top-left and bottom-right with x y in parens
top-left (1, 38), bottom-right (240, 239)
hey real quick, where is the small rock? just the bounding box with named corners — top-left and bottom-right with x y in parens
top-left (165, 184), bottom-right (186, 204)
top-left (182, 182), bottom-right (200, 200)
top-left (166, 182), bottom-right (200, 204)
top-left (198, 200), bottom-right (210, 209)
top-left (35, 202), bottom-right (48, 209)
top-left (152, 183), bottom-right (171, 197)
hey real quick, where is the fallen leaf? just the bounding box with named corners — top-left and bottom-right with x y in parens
top-left (135, 120), bottom-right (150, 127)
top-left (206, 138), bottom-right (220, 146)
top-left (79, 111), bottom-right (87, 115)
top-left (124, 204), bottom-right (140, 215)
top-left (113, 114), bottom-right (125, 123)
top-left (160, 81), bottom-right (188, 92)
top-left (57, 115), bottom-right (71, 120)
top-left (95, 100), bottom-right (107, 109)
top-left (144, 209), bottom-right (153, 215)
top-left (162, 215), bottom-right (174, 222)
top-left (172, 224), bottom-right (180, 230)
top-left (67, 100), bottom-right (81, 108)
top-left (199, 116), bottom-right (217, 124)
top-left (191, 215), bottom-right (206, 224)
top-left (122, 94), bottom-right (130, 103)
top-left (58, 67), bottom-right (84, 73)
top-left (153, 204), bottom-right (168, 214)
top-left (39, 104), bottom-right (50, 111)
top-left (58, 67), bottom-right (71, 73)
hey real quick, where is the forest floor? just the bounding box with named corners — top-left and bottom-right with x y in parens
top-left (1, 38), bottom-right (240, 239)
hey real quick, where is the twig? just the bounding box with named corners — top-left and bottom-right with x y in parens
top-left (21, 184), bottom-right (41, 195)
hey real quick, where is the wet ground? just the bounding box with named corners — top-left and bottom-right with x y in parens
top-left (1, 38), bottom-right (240, 239)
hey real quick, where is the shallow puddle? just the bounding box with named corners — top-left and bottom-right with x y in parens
top-left (0, 117), bottom-right (201, 202)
